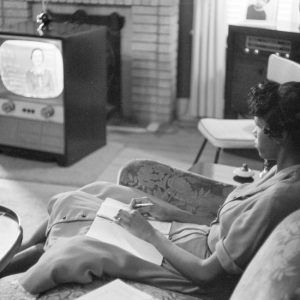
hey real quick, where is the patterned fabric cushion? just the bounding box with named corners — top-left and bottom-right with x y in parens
top-left (0, 274), bottom-right (204, 300)
top-left (118, 159), bottom-right (234, 224)
top-left (230, 209), bottom-right (300, 300)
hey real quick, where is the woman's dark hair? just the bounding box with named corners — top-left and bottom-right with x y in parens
top-left (248, 80), bottom-right (300, 147)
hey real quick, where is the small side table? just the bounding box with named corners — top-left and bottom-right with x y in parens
top-left (189, 162), bottom-right (260, 186)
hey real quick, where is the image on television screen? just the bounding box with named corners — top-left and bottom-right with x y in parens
top-left (0, 40), bottom-right (63, 99)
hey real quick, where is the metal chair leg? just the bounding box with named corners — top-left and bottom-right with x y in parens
top-left (193, 139), bottom-right (207, 165)
top-left (214, 148), bottom-right (221, 163)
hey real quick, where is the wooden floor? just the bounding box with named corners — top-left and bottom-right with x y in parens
top-left (107, 119), bottom-right (264, 172)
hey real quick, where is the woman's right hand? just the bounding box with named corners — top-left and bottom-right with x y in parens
top-left (130, 196), bottom-right (182, 221)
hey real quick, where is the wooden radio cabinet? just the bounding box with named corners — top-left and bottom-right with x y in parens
top-left (225, 25), bottom-right (300, 118)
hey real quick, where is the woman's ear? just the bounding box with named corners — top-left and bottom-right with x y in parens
top-left (274, 131), bottom-right (288, 146)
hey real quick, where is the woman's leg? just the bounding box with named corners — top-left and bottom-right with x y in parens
top-left (19, 220), bottom-right (48, 252)
top-left (0, 243), bottom-right (45, 278)
top-left (0, 220), bottom-right (48, 278)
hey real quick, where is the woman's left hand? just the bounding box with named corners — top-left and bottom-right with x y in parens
top-left (115, 209), bottom-right (156, 243)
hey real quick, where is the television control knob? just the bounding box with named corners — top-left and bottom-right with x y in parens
top-left (2, 101), bottom-right (15, 113)
top-left (41, 105), bottom-right (55, 119)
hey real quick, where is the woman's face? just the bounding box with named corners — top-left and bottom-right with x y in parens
top-left (31, 49), bottom-right (44, 67)
top-left (254, 0), bottom-right (268, 9)
top-left (253, 116), bottom-right (280, 160)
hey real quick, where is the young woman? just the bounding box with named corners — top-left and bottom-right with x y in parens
top-left (2, 81), bottom-right (300, 297)
top-left (26, 48), bottom-right (54, 97)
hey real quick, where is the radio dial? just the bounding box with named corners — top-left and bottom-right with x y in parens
top-left (2, 101), bottom-right (15, 113)
top-left (41, 105), bottom-right (55, 119)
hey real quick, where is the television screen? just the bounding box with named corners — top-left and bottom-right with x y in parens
top-left (0, 36), bottom-right (63, 100)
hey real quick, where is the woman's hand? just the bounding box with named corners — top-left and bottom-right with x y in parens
top-left (130, 197), bottom-right (182, 222)
top-left (115, 209), bottom-right (156, 243)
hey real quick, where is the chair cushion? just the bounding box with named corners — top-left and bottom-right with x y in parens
top-left (198, 118), bottom-right (255, 149)
top-left (230, 209), bottom-right (300, 300)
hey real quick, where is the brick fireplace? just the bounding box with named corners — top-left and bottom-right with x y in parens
top-left (0, 0), bottom-right (180, 123)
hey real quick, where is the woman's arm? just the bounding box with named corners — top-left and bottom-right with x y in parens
top-left (116, 209), bottom-right (224, 283)
top-left (133, 196), bottom-right (214, 225)
top-left (151, 230), bottom-right (224, 283)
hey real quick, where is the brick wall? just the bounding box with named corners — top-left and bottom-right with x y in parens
top-left (0, 0), bottom-right (31, 25)
top-left (0, 0), bottom-right (179, 124)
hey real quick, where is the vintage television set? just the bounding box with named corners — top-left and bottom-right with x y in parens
top-left (0, 21), bottom-right (107, 166)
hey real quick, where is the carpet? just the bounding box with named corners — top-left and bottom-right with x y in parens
top-left (0, 178), bottom-right (78, 240)
top-left (0, 142), bottom-right (125, 187)
top-left (97, 147), bottom-right (191, 182)
top-left (0, 142), bottom-right (191, 187)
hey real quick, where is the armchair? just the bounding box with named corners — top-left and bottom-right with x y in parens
top-left (0, 160), bottom-right (299, 300)
top-left (0, 159), bottom-right (235, 300)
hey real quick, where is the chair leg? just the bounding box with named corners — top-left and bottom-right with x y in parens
top-left (193, 139), bottom-right (207, 165)
top-left (214, 148), bottom-right (221, 163)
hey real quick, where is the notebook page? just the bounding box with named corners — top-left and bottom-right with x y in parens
top-left (87, 217), bottom-right (164, 265)
top-left (76, 279), bottom-right (154, 300)
top-left (87, 197), bottom-right (172, 265)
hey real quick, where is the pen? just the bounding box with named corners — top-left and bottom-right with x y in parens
top-left (133, 203), bottom-right (154, 208)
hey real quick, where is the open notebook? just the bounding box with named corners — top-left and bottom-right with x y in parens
top-left (77, 279), bottom-right (155, 300)
top-left (86, 198), bottom-right (172, 265)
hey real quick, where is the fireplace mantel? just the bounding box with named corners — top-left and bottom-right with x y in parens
top-left (23, 0), bottom-right (180, 123)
